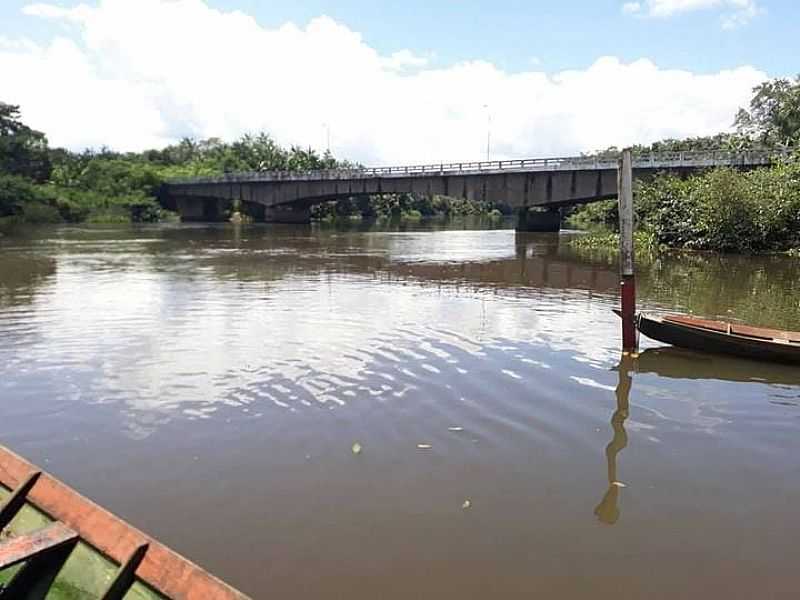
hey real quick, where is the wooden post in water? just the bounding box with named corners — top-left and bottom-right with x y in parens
top-left (618, 149), bottom-right (637, 351)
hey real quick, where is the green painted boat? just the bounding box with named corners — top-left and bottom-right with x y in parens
top-left (0, 444), bottom-right (250, 599)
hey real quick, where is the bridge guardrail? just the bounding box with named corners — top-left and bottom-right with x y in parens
top-left (167, 149), bottom-right (789, 185)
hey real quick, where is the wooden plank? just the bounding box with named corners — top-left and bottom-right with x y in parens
top-left (0, 522), bottom-right (77, 570)
top-left (731, 323), bottom-right (800, 343)
top-left (0, 470), bottom-right (40, 531)
top-left (0, 531), bottom-right (77, 600)
top-left (99, 542), bottom-right (150, 600)
top-left (0, 445), bottom-right (250, 600)
top-left (664, 314), bottom-right (728, 333)
top-left (664, 314), bottom-right (800, 342)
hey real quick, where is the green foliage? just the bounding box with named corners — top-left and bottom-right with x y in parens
top-left (585, 132), bottom-right (763, 158)
top-left (0, 103), bottom-right (52, 182)
top-left (143, 134), bottom-right (340, 175)
top-left (571, 153), bottom-right (800, 254)
top-left (0, 173), bottom-right (49, 217)
top-left (735, 76), bottom-right (800, 148)
top-left (565, 199), bottom-right (618, 229)
top-left (638, 156), bottom-right (800, 253)
top-left (20, 201), bottom-right (63, 224)
top-left (1, 104), bottom-right (353, 226)
top-left (569, 230), bottom-right (658, 254)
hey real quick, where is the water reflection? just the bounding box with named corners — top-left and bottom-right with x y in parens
top-left (1, 223), bottom-right (799, 440)
top-left (2, 223), bottom-right (800, 598)
top-left (594, 355), bottom-right (632, 525)
top-left (0, 252), bottom-right (56, 307)
top-left (635, 347), bottom-right (800, 386)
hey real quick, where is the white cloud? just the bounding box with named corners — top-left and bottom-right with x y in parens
top-left (720, 0), bottom-right (760, 29)
top-left (382, 49), bottom-right (429, 71)
top-left (22, 2), bottom-right (91, 21)
top-left (623, 0), bottom-right (761, 27)
top-left (622, 2), bottom-right (643, 15)
top-left (1, 0), bottom-right (768, 165)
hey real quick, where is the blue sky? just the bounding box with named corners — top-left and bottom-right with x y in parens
top-left (0, 1), bottom-right (792, 162)
top-left (223, 0), bottom-right (791, 75)
top-left (1, 0), bottom-right (793, 75)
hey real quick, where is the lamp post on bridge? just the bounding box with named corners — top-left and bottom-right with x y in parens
top-left (483, 104), bottom-right (491, 161)
top-left (322, 123), bottom-right (331, 155)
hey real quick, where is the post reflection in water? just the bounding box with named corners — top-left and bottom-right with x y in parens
top-left (594, 354), bottom-right (633, 525)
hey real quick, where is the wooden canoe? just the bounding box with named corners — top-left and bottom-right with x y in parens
top-left (0, 444), bottom-right (250, 599)
top-left (634, 313), bottom-right (800, 365)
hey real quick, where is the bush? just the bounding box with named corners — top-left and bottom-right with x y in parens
top-left (569, 153), bottom-right (800, 254)
top-left (0, 174), bottom-right (48, 216)
top-left (566, 199), bottom-right (618, 229)
top-left (21, 201), bottom-right (62, 223)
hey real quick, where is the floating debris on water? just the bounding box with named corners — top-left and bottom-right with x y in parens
top-left (352, 442), bottom-right (362, 455)
top-left (417, 444), bottom-right (432, 450)
top-left (611, 481), bottom-right (627, 488)
top-left (462, 500), bottom-right (472, 509)
top-left (448, 426), bottom-right (464, 432)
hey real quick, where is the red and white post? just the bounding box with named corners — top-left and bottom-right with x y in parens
top-left (618, 149), bottom-right (637, 351)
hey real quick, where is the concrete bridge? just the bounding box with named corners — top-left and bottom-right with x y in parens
top-left (162, 150), bottom-right (781, 231)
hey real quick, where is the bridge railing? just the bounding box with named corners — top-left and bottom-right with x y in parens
top-left (167, 149), bottom-right (788, 185)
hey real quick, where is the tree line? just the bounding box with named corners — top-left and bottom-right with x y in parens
top-left (0, 106), bottom-right (353, 224)
top-left (568, 75), bottom-right (800, 253)
top-left (0, 106), bottom-right (506, 226)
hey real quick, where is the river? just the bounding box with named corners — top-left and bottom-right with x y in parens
top-left (1, 220), bottom-right (799, 598)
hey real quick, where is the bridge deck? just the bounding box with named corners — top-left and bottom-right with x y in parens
top-left (168, 150), bottom-right (785, 185)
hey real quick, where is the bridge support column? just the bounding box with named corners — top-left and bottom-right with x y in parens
top-left (176, 197), bottom-right (232, 222)
top-left (264, 205), bottom-right (312, 224)
top-left (241, 201), bottom-right (265, 222)
top-left (516, 207), bottom-right (561, 232)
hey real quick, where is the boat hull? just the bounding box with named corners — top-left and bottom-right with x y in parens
top-left (0, 444), bottom-right (250, 599)
top-left (637, 314), bottom-right (800, 365)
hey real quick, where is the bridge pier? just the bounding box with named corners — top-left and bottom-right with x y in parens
top-left (264, 205), bottom-right (312, 224)
top-left (241, 201), bottom-right (265, 222)
top-left (176, 197), bottom-right (232, 222)
top-left (516, 207), bottom-right (561, 232)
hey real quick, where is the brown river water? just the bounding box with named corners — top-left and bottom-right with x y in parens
top-left (1, 220), bottom-right (799, 599)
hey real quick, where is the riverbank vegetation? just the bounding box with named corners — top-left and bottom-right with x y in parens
top-left (568, 76), bottom-right (800, 254)
top-left (568, 154), bottom-right (800, 253)
top-left (0, 100), bottom-right (348, 226)
top-left (0, 102), bottom-right (507, 227)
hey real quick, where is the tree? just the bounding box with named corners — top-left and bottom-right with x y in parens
top-left (735, 76), bottom-right (800, 147)
top-left (0, 102), bottom-right (52, 182)
top-left (49, 148), bottom-right (95, 187)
